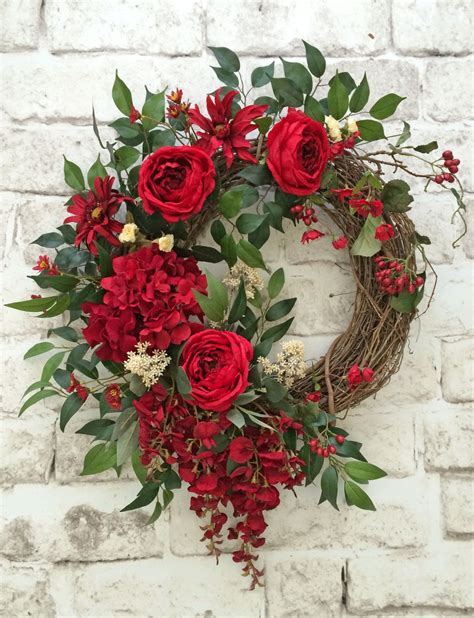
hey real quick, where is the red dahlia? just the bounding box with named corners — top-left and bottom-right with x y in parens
top-left (189, 88), bottom-right (267, 168)
top-left (64, 176), bottom-right (132, 255)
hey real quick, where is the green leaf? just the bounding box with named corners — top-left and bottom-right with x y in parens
top-left (349, 72), bottom-right (370, 113)
top-left (162, 488), bottom-right (174, 510)
top-left (121, 482), bottom-right (160, 511)
top-left (251, 62), bottom-right (275, 87)
top-left (237, 239), bottom-right (266, 270)
top-left (226, 407), bottom-right (246, 428)
top-left (193, 291), bottom-right (225, 322)
top-left (191, 245), bottom-right (223, 263)
top-left (327, 73), bottom-right (348, 120)
top-left (29, 274), bottom-right (78, 293)
top-left (390, 288), bottom-right (421, 314)
top-left (40, 294), bottom-right (70, 318)
top-left (132, 450), bottom-right (147, 485)
top-left (271, 77), bottom-right (304, 108)
top-left (53, 368), bottom-right (71, 389)
top-left (351, 216), bottom-right (382, 257)
top-left (149, 129), bottom-right (175, 151)
top-left (357, 119), bottom-right (385, 142)
top-left (76, 419), bottom-right (115, 441)
top-left (304, 95), bottom-right (325, 123)
top-left (60, 392), bottom-right (84, 431)
top-left (116, 417), bottom-right (138, 466)
top-left (370, 93), bottom-right (405, 120)
top-left (281, 58), bottom-right (312, 94)
top-left (344, 480), bottom-right (376, 511)
top-left (6, 295), bottom-right (61, 313)
top-left (268, 268), bottom-right (285, 299)
top-left (300, 444), bottom-right (324, 485)
top-left (236, 213), bottom-right (268, 234)
top-left (142, 89), bottom-right (166, 131)
top-left (211, 220), bottom-right (226, 244)
top-left (204, 269), bottom-right (229, 315)
top-left (220, 234), bottom-right (237, 267)
top-left (261, 317), bottom-right (294, 342)
top-left (87, 155), bottom-right (108, 188)
top-left (41, 351), bottom-right (66, 382)
top-left (112, 71), bottom-right (132, 116)
top-left (320, 466), bottom-right (339, 510)
top-left (147, 500), bottom-right (162, 525)
top-left (209, 46), bottom-right (240, 72)
top-left (219, 189), bottom-right (243, 218)
top-left (212, 66), bottom-right (239, 87)
top-left (57, 224), bottom-right (76, 245)
top-left (19, 389), bottom-right (57, 416)
top-left (114, 146), bottom-right (140, 171)
top-left (95, 241), bottom-right (113, 277)
top-left (55, 246), bottom-right (90, 270)
top-left (414, 141), bottom-right (438, 154)
top-left (263, 201), bottom-right (284, 233)
top-left (32, 232), bottom-right (64, 248)
top-left (264, 377), bottom-right (287, 403)
top-left (50, 326), bottom-right (78, 342)
top-left (237, 164), bottom-right (272, 186)
top-left (63, 157), bottom-right (85, 191)
top-left (228, 281), bottom-right (247, 324)
top-left (160, 468), bottom-right (181, 490)
top-left (381, 179), bottom-right (414, 213)
top-left (396, 121), bottom-right (411, 147)
top-left (329, 72), bottom-right (356, 94)
top-left (345, 461), bottom-right (387, 482)
top-left (266, 298), bottom-right (296, 321)
top-left (109, 117), bottom-right (141, 140)
top-left (414, 231), bottom-right (431, 245)
top-left (302, 41), bottom-right (326, 77)
top-left (24, 341), bottom-right (55, 359)
top-left (81, 442), bottom-right (117, 476)
top-left (176, 366), bottom-right (192, 397)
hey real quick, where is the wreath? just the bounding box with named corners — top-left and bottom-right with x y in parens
top-left (7, 43), bottom-right (466, 589)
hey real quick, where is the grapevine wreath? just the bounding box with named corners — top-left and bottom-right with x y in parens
top-left (8, 43), bottom-right (467, 588)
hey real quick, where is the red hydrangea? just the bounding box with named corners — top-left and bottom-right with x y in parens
top-left (82, 244), bottom-right (207, 359)
top-left (64, 176), bottom-right (132, 255)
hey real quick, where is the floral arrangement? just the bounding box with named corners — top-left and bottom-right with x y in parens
top-left (8, 43), bottom-right (466, 589)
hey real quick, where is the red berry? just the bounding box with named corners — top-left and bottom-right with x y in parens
top-left (305, 207), bottom-right (315, 216)
top-left (328, 444), bottom-right (337, 454)
top-left (336, 435), bottom-right (345, 444)
top-left (449, 165), bottom-right (458, 174)
top-left (382, 277), bottom-right (392, 287)
top-left (434, 175), bottom-right (444, 184)
top-left (303, 216), bottom-right (312, 226)
top-left (415, 276), bottom-right (424, 287)
top-left (442, 150), bottom-right (453, 160)
top-left (389, 260), bottom-right (397, 268)
top-left (443, 172), bottom-right (451, 181)
top-left (290, 205), bottom-right (303, 214)
top-left (395, 264), bottom-right (404, 273)
top-left (316, 447), bottom-right (323, 457)
top-left (451, 158), bottom-right (460, 166)
top-left (387, 285), bottom-right (397, 295)
top-left (408, 283), bottom-right (416, 293)
top-left (443, 159), bottom-right (454, 167)
top-left (447, 174), bottom-right (455, 183)
top-left (322, 448), bottom-right (329, 458)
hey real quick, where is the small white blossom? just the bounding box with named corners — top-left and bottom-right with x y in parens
top-left (119, 223), bottom-right (138, 244)
top-left (124, 341), bottom-right (171, 388)
top-left (346, 118), bottom-right (358, 134)
top-left (325, 115), bottom-right (342, 142)
top-left (154, 234), bottom-right (174, 252)
top-left (223, 261), bottom-right (264, 300)
top-left (258, 340), bottom-right (307, 387)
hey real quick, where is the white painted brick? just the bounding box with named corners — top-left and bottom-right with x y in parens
top-left (0, 482), bottom-right (164, 561)
top-left (424, 57), bottom-right (474, 121)
top-left (68, 556), bottom-right (265, 616)
top-left (462, 195), bottom-right (473, 260)
top-left (0, 562), bottom-right (56, 617)
top-left (424, 410), bottom-right (474, 471)
top-left (207, 0), bottom-right (391, 56)
top-left (442, 475), bottom-right (474, 536)
top-left (393, 0), bottom-right (473, 55)
top-left (0, 412), bottom-right (55, 485)
top-left (442, 336), bottom-right (474, 402)
top-left (45, 0), bottom-right (204, 55)
top-left (0, 0), bottom-right (41, 52)
top-left (347, 545), bottom-right (474, 611)
top-left (265, 554), bottom-right (344, 617)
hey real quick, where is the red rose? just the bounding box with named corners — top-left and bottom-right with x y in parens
top-left (266, 108), bottom-right (330, 196)
top-left (181, 329), bottom-right (253, 413)
top-left (138, 145), bottom-right (216, 223)
top-left (82, 303), bottom-right (137, 363)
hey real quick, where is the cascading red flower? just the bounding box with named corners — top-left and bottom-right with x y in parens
top-left (64, 176), bottom-right (132, 255)
top-left (188, 88), bottom-right (267, 168)
top-left (82, 244), bottom-right (207, 357)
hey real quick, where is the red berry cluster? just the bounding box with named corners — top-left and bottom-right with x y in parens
top-left (309, 434), bottom-right (345, 457)
top-left (373, 256), bottom-right (423, 296)
top-left (434, 150), bottom-right (461, 185)
top-left (290, 204), bottom-right (318, 226)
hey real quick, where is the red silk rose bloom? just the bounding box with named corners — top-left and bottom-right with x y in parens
top-left (138, 145), bottom-right (216, 223)
top-left (266, 109), bottom-right (330, 196)
top-left (181, 329), bottom-right (253, 413)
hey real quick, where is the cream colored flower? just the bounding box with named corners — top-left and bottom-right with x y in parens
top-left (124, 341), bottom-right (171, 388)
top-left (118, 223), bottom-right (138, 244)
top-left (155, 234), bottom-right (174, 252)
top-left (223, 261), bottom-right (264, 300)
top-left (325, 115), bottom-right (342, 142)
top-left (258, 340), bottom-right (307, 387)
top-left (346, 118), bottom-right (358, 134)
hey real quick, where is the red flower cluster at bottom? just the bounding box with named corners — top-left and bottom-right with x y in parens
top-left (134, 384), bottom-right (304, 588)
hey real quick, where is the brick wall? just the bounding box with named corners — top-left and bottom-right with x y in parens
top-left (1, 1), bottom-right (473, 616)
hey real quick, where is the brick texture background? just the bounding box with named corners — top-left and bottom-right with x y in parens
top-left (1, 1), bottom-right (473, 616)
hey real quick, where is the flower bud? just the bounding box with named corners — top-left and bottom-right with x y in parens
top-left (155, 234), bottom-right (174, 252)
top-left (325, 115), bottom-right (342, 142)
top-left (346, 118), bottom-right (358, 134)
top-left (118, 223), bottom-right (138, 244)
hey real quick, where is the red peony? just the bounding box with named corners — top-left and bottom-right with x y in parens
top-left (138, 145), bottom-right (215, 223)
top-left (82, 303), bottom-right (138, 362)
top-left (64, 176), bottom-right (132, 255)
top-left (98, 244), bottom-right (207, 350)
top-left (266, 108), bottom-right (330, 196)
top-left (181, 329), bottom-right (253, 413)
top-left (189, 88), bottom-right (267, 168)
